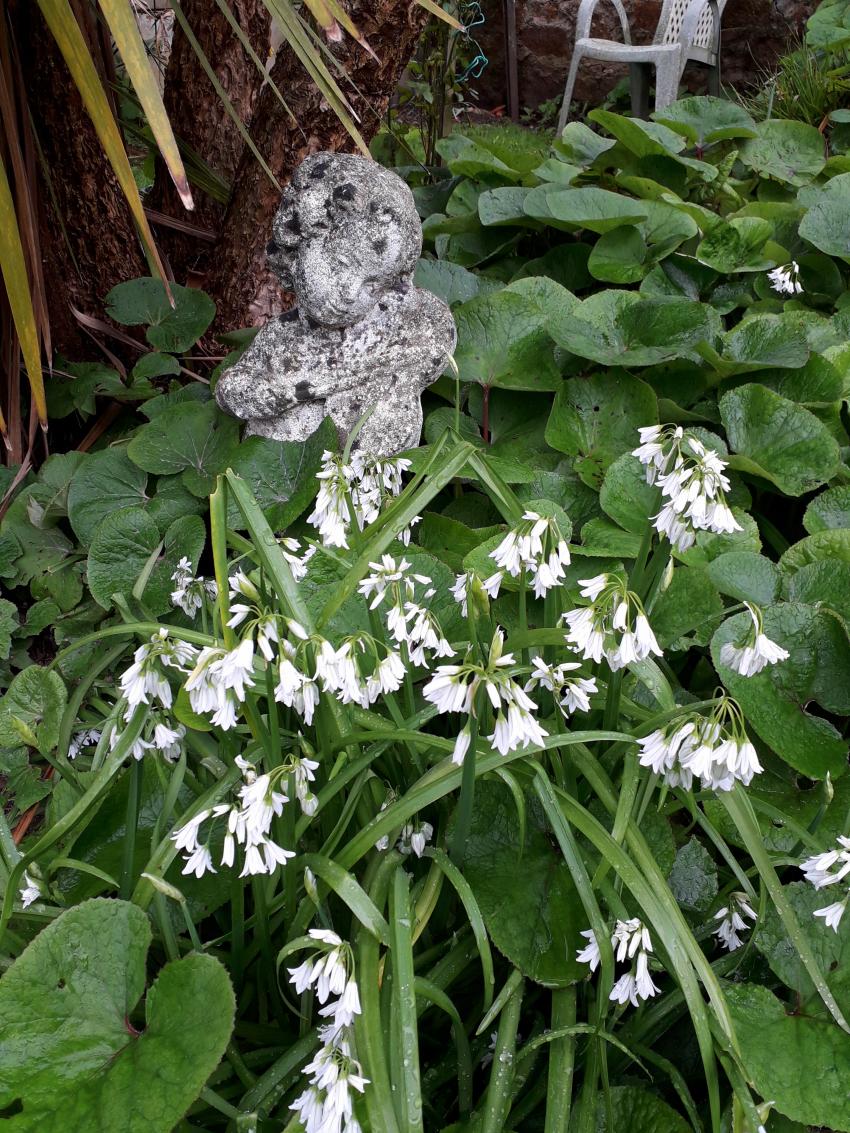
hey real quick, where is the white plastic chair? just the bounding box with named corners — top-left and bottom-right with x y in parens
top-left (557, 0), bottom-right (726, 130)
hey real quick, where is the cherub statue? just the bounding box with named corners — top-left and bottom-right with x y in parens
top-left (215, 152), bottom-right (456, 457)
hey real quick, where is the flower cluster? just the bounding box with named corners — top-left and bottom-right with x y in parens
top-left (632, 426), bottom-right (740, 553)
top-left (171, 756), bottom-right (295, 879)
top-left (308, 450), bottom-right (413, 549)
top-left (119, 628), bottom-right (198, 712)
top-left (525, 656), bottom-right (597, 716)
top-left (184, 639), bottom-right (255, 731)
top-left (317, 633), bottom-right (406, 708)
top-left (279, 535), bottom-right (316, 581)
top-left (713, 891), bottom-right (757, 951)
top-left (423, 628), bottom-right (547, 760)
top-left (110, 710), bottom-right (185, 762)
top-left (288, 929), bottom-right (368, 1133)
top-left (67, 727), bottom-right (102, 760)
top-left (170, 556), bottom-right (217, 618)
top-left (636, 699), bottom-right (762, 792)
top-left (801, 835), bottom-right (850, 932)
top-left (490, 510), bottom-right (571, 598)
top-left (577, 917), bottom-right (660, 1008)
top-left (359, 555), bottom-right (453, 667)
top-left (450, 569), bottom-right (502, 617)
top-left (767, 261), bottom-right (802, 295)
top-left (563, 574), bottom-right (661, 670)
top-left (719, 602), bottom-right (789, 677)
top-left (375, 811), bottom-right (433, 858)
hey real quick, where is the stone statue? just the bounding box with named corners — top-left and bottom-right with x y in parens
top-left (215, 152), bottom-right (457, 457)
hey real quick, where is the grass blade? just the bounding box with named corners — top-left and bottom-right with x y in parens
top-left (427, 847), bottom-right (495, 1011)
top-left (389, 867), bottom-right (424, 1133)
top-left (0, 157), bottom-right (44, 427)
top-left (98, 0), bottom-right (193, 209)
top-left (300, 852), bottom-right (390, 944)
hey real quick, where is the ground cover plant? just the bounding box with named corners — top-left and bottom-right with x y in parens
top-left (4, 93), bottom-right (850, 1132)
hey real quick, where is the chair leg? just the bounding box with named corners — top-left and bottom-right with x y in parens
top-left (707, 60), bottom-right (721, 95)
top-left (557, 50), bottom-right (583, 134)
top-left (630, 63), bottom-right (650, 119)
top-left (653, 56), bottom-right (682, 112)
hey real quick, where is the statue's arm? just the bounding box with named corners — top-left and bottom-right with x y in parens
top-left (216, 327), bottom-right (339, 418)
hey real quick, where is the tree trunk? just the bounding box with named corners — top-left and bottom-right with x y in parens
top-left (9, 1), bottom-right (148, 358)
top-left (206, 0), bottom-right (428, 333)
top-left (148, 0), bottom-right (270, 282)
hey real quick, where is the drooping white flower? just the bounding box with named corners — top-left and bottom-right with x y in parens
top-left (525, 656), bottom-right (597, 716)
top-left (814, 898), bottom-right (848, 932)
top-left (767, 261), bottom-right (803, 295)
top-left (632, 426), bottom-right (742, 552)
top-left (720, 603), bottom-right (790, 677)
top-left (576, 928), bottom-right (601, 971)
top-left (184, 640), bottom-right (256, 730)
top-left (279, 535), bottom-right (315, 581)
top-left (67, 727), bottom-right (102, 760)
top-left (636, 699), bottom-right (762, 793)
top-left (182, 845), bottom-right (216, 879)
top-left (490, 510), bottom-right (571, 598)
top-left (357, 555), bottom-right (429, 611)
top-left (450, 569), bottom-right (503, 617)
top-left (713, 891), bottom-right (757, 951)
top-left (19, 871), bottom-right (41, 908)
top-left (399, 603), bottom-right (455, 668)
top-left (119, 628), bottom-right (198, 710)
top-left (801, 836), bottom-right (850, 890)
top-left (424, 628), bottom-right (547, 760)
top-left (398, 821), bottom-right (433, 859)
top-left (612, 917), bottom-right (652, 962)
top-left (308, 449), bottom-right (410, 549)
top-left (563, 575), bottom-right (661, 670)
top-left (170, 556), bottom-right (217, 618)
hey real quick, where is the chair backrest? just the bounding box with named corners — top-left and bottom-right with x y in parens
top-left (654, 0), bottom-right (727, 50)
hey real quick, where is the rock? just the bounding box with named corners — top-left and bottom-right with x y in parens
top-left (472, 0), bottom-right (812, 111)
top-left (216, 152), bottom-right (456, 457)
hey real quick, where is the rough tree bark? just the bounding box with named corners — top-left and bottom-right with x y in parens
top-left (148, 0), bottom-right (270, 282)
top-left (205, 0), bottom-right (428, 333)
top-left (9, 0), bottom-right (148, 357)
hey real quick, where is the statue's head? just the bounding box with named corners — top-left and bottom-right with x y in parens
top-left (267, 152), bottom-right (423, 328)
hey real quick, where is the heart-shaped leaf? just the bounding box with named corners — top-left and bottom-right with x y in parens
top-left (105, 277), bottom-right (216, 353)
top-left (0, 899), bottom-right (234, 1132)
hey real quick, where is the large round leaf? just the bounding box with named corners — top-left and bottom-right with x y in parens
top-left (804, 485), bottom-right (850, 533)
top-left (739, 120), bottom-right (826, 186)
top-left (727, 982), bottom-right (850, 1131)
top-left (590, 1085), bottom-right (690, 1132)
top-left (0, 899), bottom-right (234, 1132)
top-left (545, 373), bottom-right (657, 488)
top-left (548, 290), bottom-right (718, 367)
top-left (460, 779), bottom-right (584, 986)
top-left (543, 186), bottom-right (649, 234)
top-left (105, 277), bottom-right (216, 353)
top-left (711, 603), bottom-right (849, 779)
top-left (654, 96), bottom-right (758, 146)
top-left (126, 401), bottom-right (240, 497)
top-left (799, 172), bottom-right (850, 260)
top-left (454, 291), bottom-right (561, 390)
top-left (68, 448), bottom-right (149, 547)
top-left (720, 384), bottom-right (840, 495)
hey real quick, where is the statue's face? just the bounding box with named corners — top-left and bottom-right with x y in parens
top-left (269, 155), bottom-right (421, 328)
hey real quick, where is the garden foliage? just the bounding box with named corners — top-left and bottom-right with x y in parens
top-left (3, 96), bottom-right (850, 1132)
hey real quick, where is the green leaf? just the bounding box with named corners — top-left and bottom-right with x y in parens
top-left (453, 291), bottom-right (561, 390)
top-left (740, 120), bottom-right (826, 185)
top-left (588, 224), bottom-right (647, 283)
top-left (225, 418), bottom-right (334, 531)
top-left (720, 384), bottom-right (840, 495)
top-left (147, 477), bottom-right (204, 536)
top-left (599, 453), bottom-right (660, 535)
top-left (547, 291), bottom-right (718, 367)
top-left (781, 529), bottom-right (850, 572)
top-left (667, 836), bottom-right (718, 914)
top-left (0, 597), bottom-right (18, 660)
top-left (799, 172), bottom-right (850, 260)
top-left (542, 186), bottom-right (649, 234)
top-left (589, 108), bottom-right (686, 157)
top-left (87, 507), bottom-right (161, 611)
top-left (804, 485), bottom-right (850, 533)
top-left (435, 134), bottom-right (519, 179)
top-left (414, 259), bottom-right (497, 307)
top-left (706, 551), bottom-right (781, 605)
top-left (696, 217), bottom-right (773, 273)
top-left (460, 779), bottom-right (584, 987)
top-left (652, 566), bottom-right (723, 648)
top-left (711, 603), bottom-right (849, 779)
top-left (554, 121), bottom-right (617, 165)
top-left (126, 401), bottom-right (239, 496)
top-left (68, 448), bottom-right (149, 547)
top-left (590, 1085), bottom-right (690, 1132)
top-left (131, 352), bottom-right (180, 381)
top-left (713, 314), bottom-right (810, 376)
top-left (105, 277), bottom-right (216, 352)
top-left (786, 560), bottom-right (850, 625)
top-left (727, 982), bottom-right (850, 1131)
top-left (755, 880), bottom-right (850, 997)
top-left (478, 187), bottom-right (538, 227)
top-left (653, 96), bottom-right (758, 146)
top-left (0, 898), bottom-right (234, 1131)
top-left (0, 666), bottom-right (67, 755)
top-left (545, 372), bottom-right (657, 488)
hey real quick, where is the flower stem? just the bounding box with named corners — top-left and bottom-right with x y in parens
top-left (119, 757), bottom-right (144, 901)
top-left (450, 715), bottom-right (479, 867)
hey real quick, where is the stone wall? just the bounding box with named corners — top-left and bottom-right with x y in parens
top-left (469, 0), bottom-right (814, 111)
